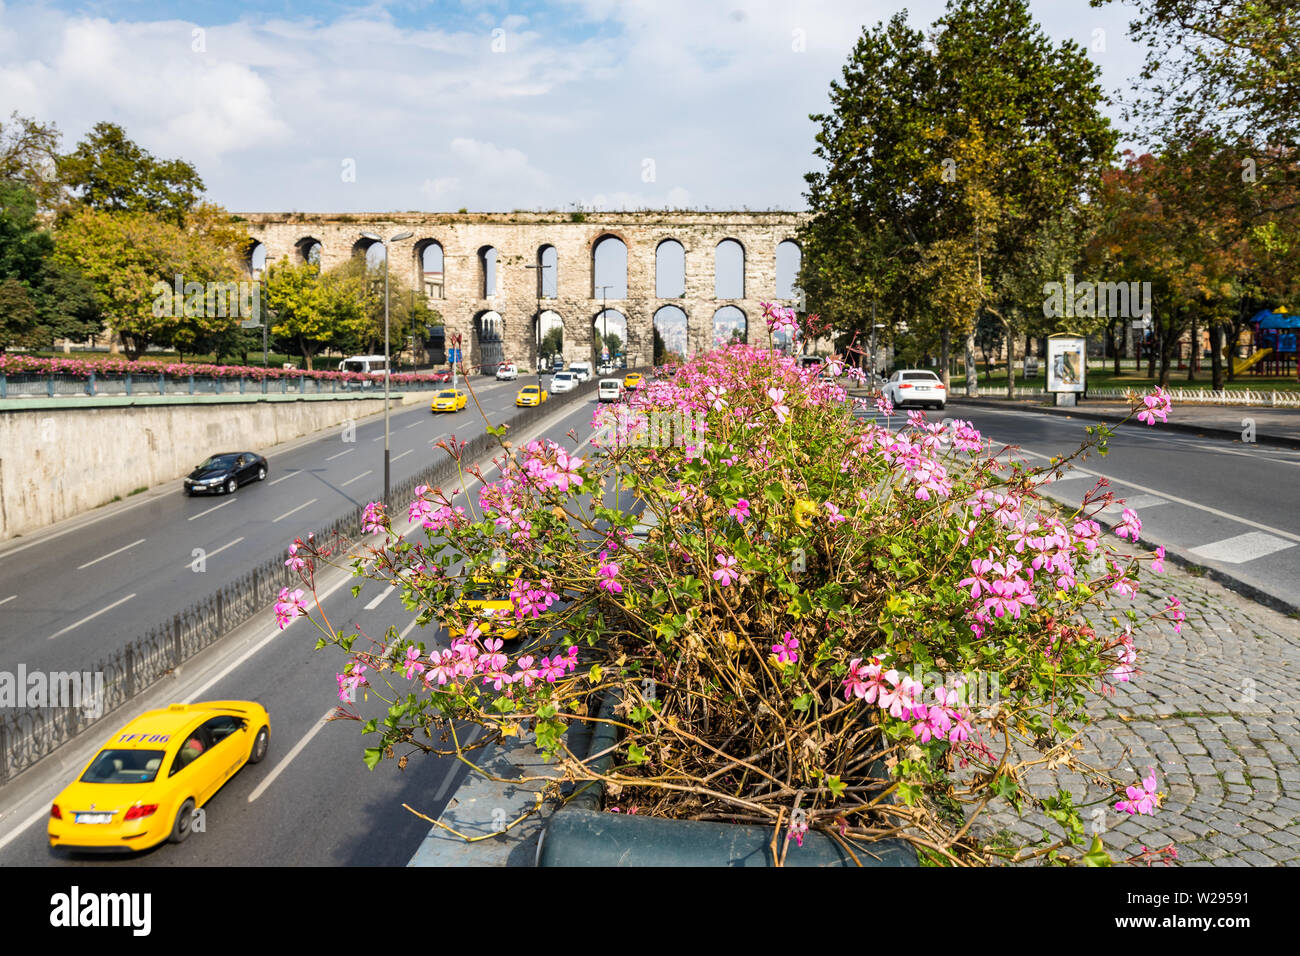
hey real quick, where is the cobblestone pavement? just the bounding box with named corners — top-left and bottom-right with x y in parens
top-left (976, 553), bottom-right (1300, 866)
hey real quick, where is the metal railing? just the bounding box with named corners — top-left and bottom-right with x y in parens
top-left (0, 377), bottom-right (602, 784)
top-left (0, 371), bottom-right (464, 399)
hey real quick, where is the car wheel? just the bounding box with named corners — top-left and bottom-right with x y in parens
top-left (249, 726), bottom-right (270, 764)
top-left (169, 798), bottom-right (196, 844)
top-left (936, 403), bottom-right (945, 411)
top-left (225, 477), bottom-right (237, 494)
top-left (257, 466), bottom-right (267, 481)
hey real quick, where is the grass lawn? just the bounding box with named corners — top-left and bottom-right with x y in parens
top-left (951, 362), bottom-right (1300, 393)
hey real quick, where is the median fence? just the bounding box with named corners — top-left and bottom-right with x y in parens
top-left (0, 371), bottom-right (449, 399)
top-left (0, 376), bottom-right (603, 785)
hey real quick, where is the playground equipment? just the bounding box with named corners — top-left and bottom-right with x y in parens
top-left (1233, 348), bottom-right (1272, 376)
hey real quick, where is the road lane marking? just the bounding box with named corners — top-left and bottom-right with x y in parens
top-left (325, 448), bottom-right (354, 461)
top-left (341, 470), bottom-right (373, 487)
top-left (1190, 532), bottom-right (1296, 565)
top-left (269, 469), bottom-right (301, 486)
top-left (0, 594), bottom-right (17, 606)
top-left (398, 619), bottom-right (419, 640)
top-left (405, 421), bottom-right (422, 429)
top-left (48, 593), bottom-right (136, 640)
top-left (1011, 446), bottom-right (1300, 544)
top-left (188, 498), bottom-right (236, 520)
top-left (1101, 494), bottom-right (1169, 514)
top-left (273, 498), bottom-right (318, 523)
top-left (364, 585), bottom-right (395, 610)
top-left (76, 538), bottom-right (146, 570)
top-left (184, 572), bottom-right (357, 701)
top-left (372, 434), bottom-right (386, 442)
top-left (246, 708), bottom-right (334, 804)
top-left (203, 537), bottom-right (245, 561)
top-left (392, 449), bottom-right (414, 462)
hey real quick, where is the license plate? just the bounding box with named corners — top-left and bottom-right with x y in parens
top-left (75, 812), bottom-right (114, 824)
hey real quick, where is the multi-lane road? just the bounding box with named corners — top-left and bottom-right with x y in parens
top-left (945, 402), bottom-right (1300, 610)
top-left (0, 385), bottom-right (603, 865)
top-left (0, 379), bottom-right (535, 674)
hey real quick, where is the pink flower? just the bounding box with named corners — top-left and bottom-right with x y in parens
top-left (402, 645), bottom-right (426, 680)
top-left (786, 816), bottom-right (808, 847)
top-left (1115, 767), bottom-right (1160, 815)
top-left (285, 542), bottom-right (308, 572)
top-left (275, 587), bottom-right (308, 629)
top-left (875, 393), bottom-right (894, 417)
top-left (767, 387), bottom-right (791, 424)
top-left (823, 502), bottom-right (847, 523)
top-left (712, 553), bottom-right (740, 586)
top-left (597, 552), bottom-right (623, 594)
top-left (728, 498), bottom-right (750, 523)
top-left (771, 632), bottom-right (799, 665)
top-left (1151, 546), bottom-right (1165, 573)
top-left (1165, 595), bottom-right (1186, 634)
top-left (361, 501), bottom-right (386, 535)
top-left (336, 662), bottom-right (368, 703)
top-left (1137, 387), bottom-right (1172, 426)
top-left (1115, 508), bottom-right (1142, 541)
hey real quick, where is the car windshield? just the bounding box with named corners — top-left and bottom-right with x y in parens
top-left (81, 749), bottom-right (166, 784)
top-left (522, 387), bottom-right (537, 393)
top-left (197, 455), bottom-right (236, 470)
top-left (903, 372), bottom-right (940, 382)
top-left (437, 391), bottom-right (456, 398)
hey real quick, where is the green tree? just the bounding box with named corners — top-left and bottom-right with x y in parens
top-left (802, 0), bottom-right (1117, 395)
top-left (0, 179), bottom-right (100, 351)
top-left (52, 203), bottom-right (246, 359)
top-left (57, 122), bottom-right (204, 226)
top-left (540, 326), bottom-right (564, 361)
top-left (264, 258), bottom-right (367, 371)
top-left (0, 112), bottom-right (63, 209)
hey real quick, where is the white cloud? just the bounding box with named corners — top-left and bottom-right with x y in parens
top-left (0, 0), bottom-right (1144, 211)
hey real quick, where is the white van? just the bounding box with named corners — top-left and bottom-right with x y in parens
top-left (339, 355), bottom-right (388, 388)
top-left (598, 378), bottom-right (623, 402)
top-left (570, 361), bottom-right (592, 382)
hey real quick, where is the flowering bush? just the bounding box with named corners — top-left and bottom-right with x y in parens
top-left (285, 313), bottom-right (1179, 865)
top-left (0, 353), bottom-right (448, 386)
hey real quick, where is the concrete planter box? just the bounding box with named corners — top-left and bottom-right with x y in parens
top-left (536, 694), bottom-right (918, 867)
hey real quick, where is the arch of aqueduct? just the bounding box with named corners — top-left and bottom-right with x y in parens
top-left (238, 211), bottom-right (809, 371)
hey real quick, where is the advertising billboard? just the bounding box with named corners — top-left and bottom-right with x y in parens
top-left (1046, 335), bottom-right (1086, 394)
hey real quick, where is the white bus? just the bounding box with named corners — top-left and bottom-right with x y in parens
top-left (339, 355), bottom-right (389, 387)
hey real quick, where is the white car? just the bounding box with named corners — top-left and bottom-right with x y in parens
top-left (496, 363), bottom-right (518, 381)
top-left (597, 378), bottom-right (623, 402)
top-left (883, 369), bottom-right (946, 410)
top-left (551, 371), bottom-right (578, 394)
top-left (569, 362), bottom-right (593, 383)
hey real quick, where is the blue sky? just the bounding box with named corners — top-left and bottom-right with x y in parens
top-left (0, 0), bottom-right (1149, 212)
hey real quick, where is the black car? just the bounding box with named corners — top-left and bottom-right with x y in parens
top-left (184, 452), bottom-right (269, 495)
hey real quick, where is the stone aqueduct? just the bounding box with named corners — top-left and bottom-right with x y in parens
top-left (237, 211), bottom-right (809, 371)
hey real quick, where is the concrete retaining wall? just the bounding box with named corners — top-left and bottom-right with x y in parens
top-left (0, 393), bottom-right (435, 540)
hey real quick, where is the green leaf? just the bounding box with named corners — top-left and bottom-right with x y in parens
top-left (362, 746), bottom-right (384, 770)
top-left (1081, 835), bottom-right (1113, 867)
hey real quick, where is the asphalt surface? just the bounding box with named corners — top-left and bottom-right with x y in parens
top-left (0, 377), bottom-right (536, 674)
top-left (940, 401), bottom-right (1300, 611)
top-left (0, 390), bottom-right (604, 866)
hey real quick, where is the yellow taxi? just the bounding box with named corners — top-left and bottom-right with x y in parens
top-left (447, 563), bottom-right (522, 642)
top-left (49, 701), bottom-right (270, 852)
top-left (431, 388), bottom-right (468, 413)
top-left (516, 385), bottom-right (548, 407)
top-left (622, 372), bottom-right (644, 391)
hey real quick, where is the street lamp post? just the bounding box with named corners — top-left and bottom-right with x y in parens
top-left (361, 230), bottom-right (414, 505)
top-left (597, 285), bottom-right (613, 368)
top-left (525, 260), bottom-right (552, 386)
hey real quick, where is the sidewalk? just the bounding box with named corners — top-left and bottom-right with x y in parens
top-left (972, 539), bottom-right (1300, 866)
top-left (947, 396), bottom-right (1300, 448)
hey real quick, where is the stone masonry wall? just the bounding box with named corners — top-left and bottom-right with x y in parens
top-left (237, 211), bottom-right (810, 372)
